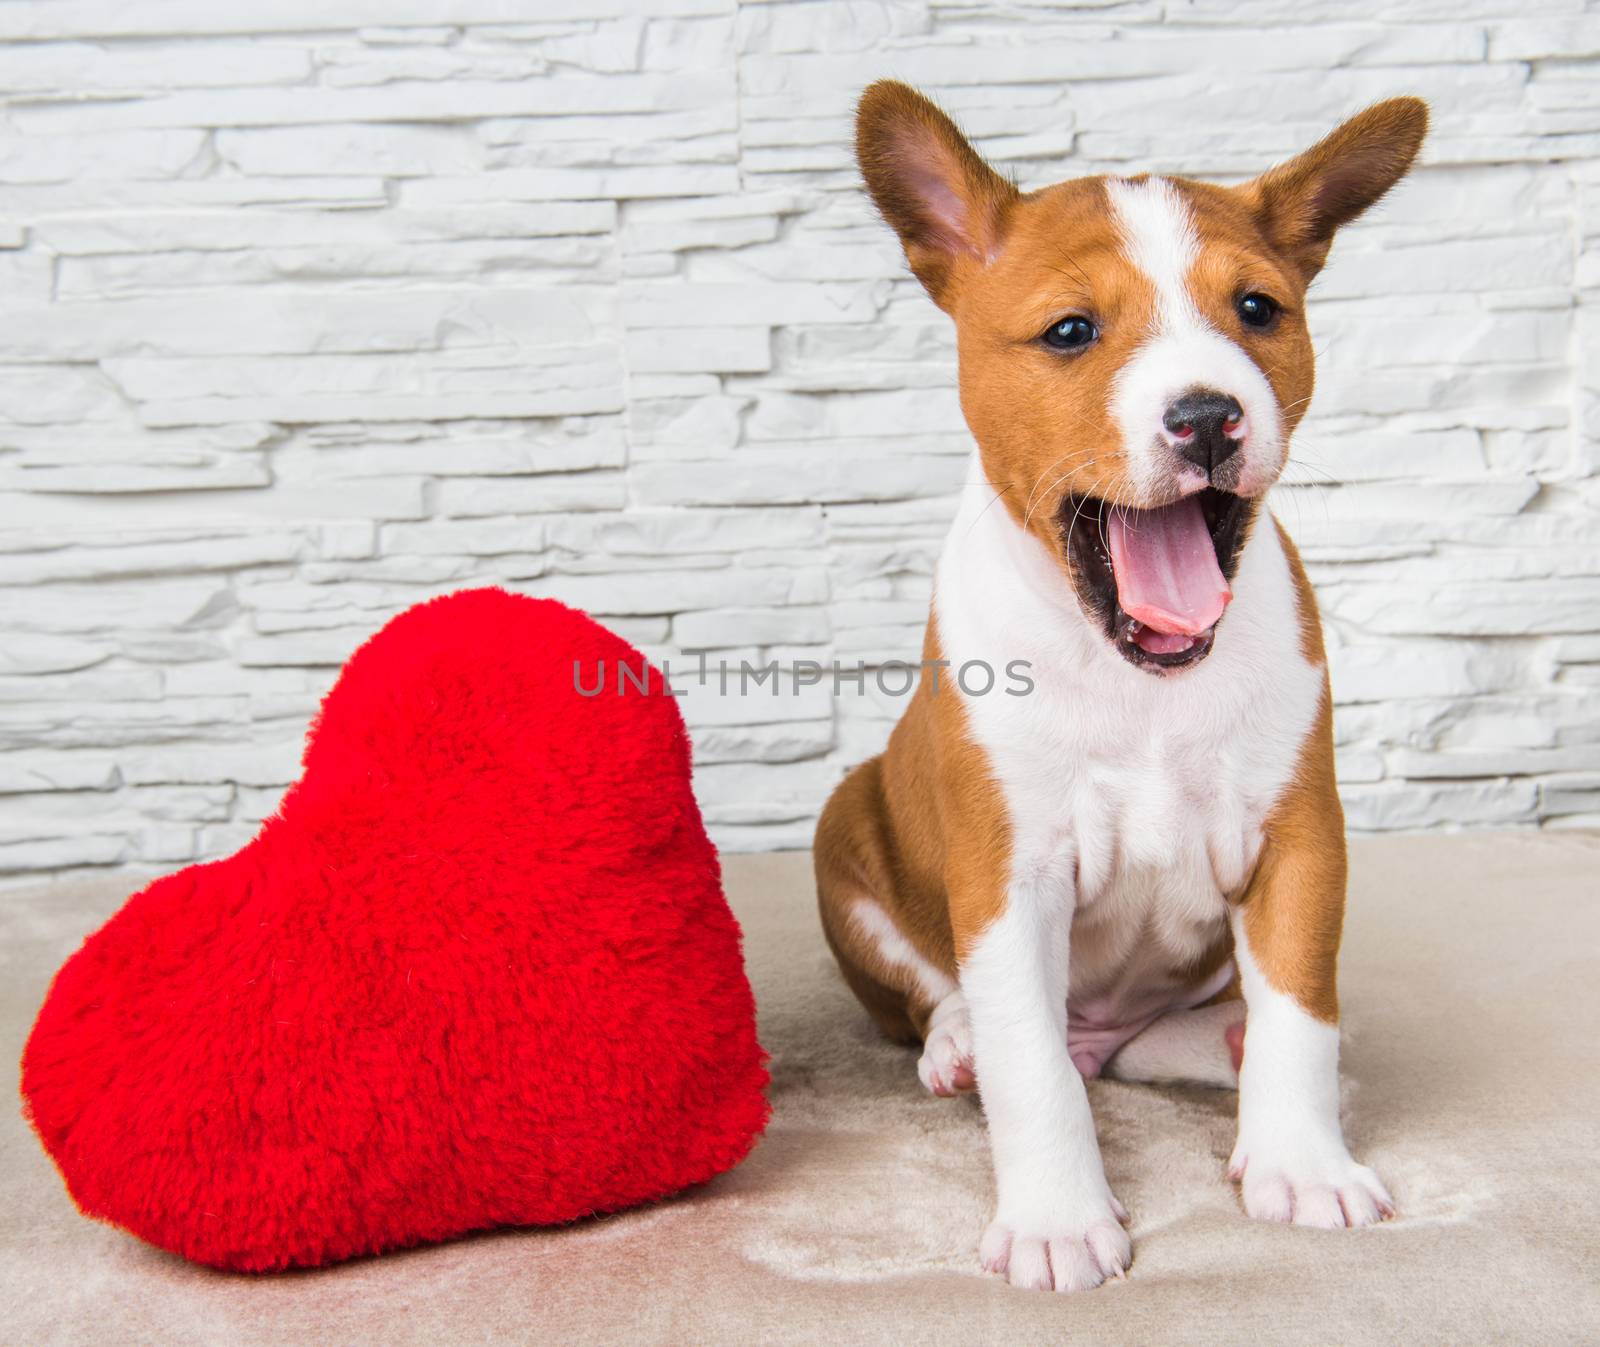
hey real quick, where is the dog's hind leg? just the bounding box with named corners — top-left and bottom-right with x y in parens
top-left (1102, 1000), bottom-right (1246, 1089)
top-left (815, 756), bottom-right (973, 1094)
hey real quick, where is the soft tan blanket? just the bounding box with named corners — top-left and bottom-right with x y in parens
top-left (3, 832), bottom-right (1597, 1345)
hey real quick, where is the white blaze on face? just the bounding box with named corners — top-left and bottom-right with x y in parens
top-left (1105, 177), bottom-right (1284, 501)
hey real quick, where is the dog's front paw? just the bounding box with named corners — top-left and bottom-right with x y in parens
top-left (978, 1193), bottom-right (1130, 1292)
top-left (1228, 1140), bottom-right (1393, 1228)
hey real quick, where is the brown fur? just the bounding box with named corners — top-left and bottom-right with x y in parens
top-left (1236, 681), bottom-right (1347, 1024)
top-left (1245, 97), bottom-right (1429, 281)
top-left (1228, 527), bottom-right (1347, 1024)
top-left (815, 617), bottom-right (1010, 1036)
top-left (856, 81), bottom-right (1018, 304)
top-left (819, 82), bottom-right (1424, 1040)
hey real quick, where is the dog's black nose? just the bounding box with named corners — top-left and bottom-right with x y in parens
top-left (1163, 390), bottom-right (1244, 475)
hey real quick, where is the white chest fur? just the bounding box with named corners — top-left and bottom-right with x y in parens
top-left (934, 455), bottom-right (1325, 1015)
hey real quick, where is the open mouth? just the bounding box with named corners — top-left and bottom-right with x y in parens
top-left (1056, 488), bottom-right (1255, 673)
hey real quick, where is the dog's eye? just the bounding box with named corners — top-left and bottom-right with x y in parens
top-left (1042, 316), bottom-right (1098, 351)
top-left (1237, 293), bottom-right (1279, 328)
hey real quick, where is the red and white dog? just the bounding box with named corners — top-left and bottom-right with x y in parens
top-left (816, 82), bottom-right (1427, 1292)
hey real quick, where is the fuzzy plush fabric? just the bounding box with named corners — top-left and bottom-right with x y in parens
top-left (19, 588), bottom-right (770, 1272)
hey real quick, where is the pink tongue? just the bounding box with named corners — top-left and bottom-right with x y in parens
top-left (1104, 497), bottom-right (1231, 637)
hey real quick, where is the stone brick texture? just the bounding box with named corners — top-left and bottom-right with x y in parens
top-left (1, 1), bottom-right (1597, 876)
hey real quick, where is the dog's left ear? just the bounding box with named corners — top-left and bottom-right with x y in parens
top-left (1242, 98), bottom-right (1428, 281)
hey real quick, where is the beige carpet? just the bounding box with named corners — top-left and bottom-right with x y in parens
top-left (3, 832), bottom-right (1598, 1345)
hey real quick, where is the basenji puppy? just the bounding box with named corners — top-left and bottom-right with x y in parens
top-left (816, 81), bottom-right (1427, 1292)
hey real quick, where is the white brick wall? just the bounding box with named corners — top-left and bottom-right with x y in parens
top-left (1, 1), bottom-right (1597, 876)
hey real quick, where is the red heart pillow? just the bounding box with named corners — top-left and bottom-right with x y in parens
top-left (21, 589), bottom-right (769, 1271)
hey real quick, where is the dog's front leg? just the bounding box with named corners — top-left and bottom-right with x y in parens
top-left (957, 867), bottom-right (1129, 1293)
top-left (1228, 696), bottom-right (1394, 1228)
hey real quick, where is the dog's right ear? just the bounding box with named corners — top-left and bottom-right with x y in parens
top-left (856, 80), bottom-right (1018, 309)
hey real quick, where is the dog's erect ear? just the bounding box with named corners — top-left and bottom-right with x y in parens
top-left (856, 80), bottom-right (1018, 308)
top-left (1242, 98), bottom-right (1428, 281)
